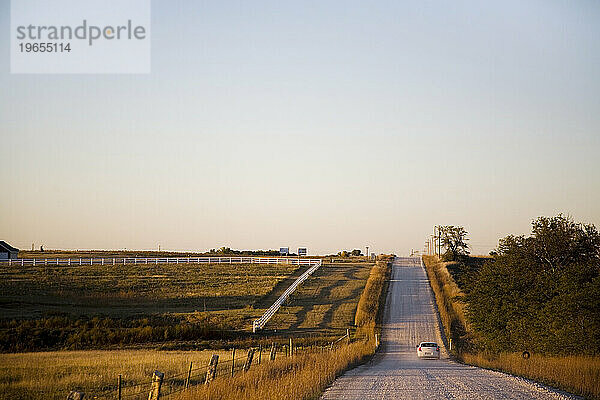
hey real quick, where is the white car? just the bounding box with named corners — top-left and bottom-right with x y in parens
top-left (416, 342), bottom-right (440, 359)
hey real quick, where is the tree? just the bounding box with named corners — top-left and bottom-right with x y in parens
top-left (439, 226), bottom-right (470, 261)
top-left (351, 249), bottom-right (363, 256)
top-left (466, 214), bottom-right (600, 355)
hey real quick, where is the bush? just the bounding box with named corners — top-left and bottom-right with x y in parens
top-left (0, 315), bottom-right (233, 352)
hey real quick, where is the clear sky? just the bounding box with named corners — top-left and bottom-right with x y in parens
top-left (1, 0), bottom-right (599, 255)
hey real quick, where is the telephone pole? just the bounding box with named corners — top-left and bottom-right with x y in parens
top-left (433, 227), bottom-right (437, 257)
top-left (437, 225), bottom-right (442, 257)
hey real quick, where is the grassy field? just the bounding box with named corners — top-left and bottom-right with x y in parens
top-left (0, 261), bottom-right (298, 320)
top-left (0, 257), bottom-right (393, 400)
top-left (263, 262), bottom-right (373, 337)
top-left (0, 260), bottom-right (303, 351)
top-left (0, 349), bottom-right (230, 400)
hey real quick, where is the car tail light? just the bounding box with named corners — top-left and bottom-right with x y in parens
top-left (436, 347), bottom-right (440, 351)
top-left (418, 347), bottom-right (421, 351)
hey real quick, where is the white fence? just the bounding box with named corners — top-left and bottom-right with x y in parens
top-left (0, 256), bottom-right (320, 267)
top-left (252, 259), bottom-right (322, 332)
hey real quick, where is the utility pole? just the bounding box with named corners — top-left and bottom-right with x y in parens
top-left (437, 226), bottom-right (442, 257)
top-left (366, 246), bottom-right (369, 259)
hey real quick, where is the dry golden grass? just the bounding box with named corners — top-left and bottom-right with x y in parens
top-left (354, 259), bottom-right (391, 337)
top-left (462, 353), bottom-right (600, 400)
top-left (421, 255), bottom-right (469, 353)
top-left (0, 349), bottom-right (229, 400)
top-left (175, 341), bottom-right (374, 400)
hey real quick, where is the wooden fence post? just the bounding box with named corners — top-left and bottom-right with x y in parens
top-left (66, 391), bottom-right (85, 400)
top-left (148, 370), bottom-right (164, 400)
top-left (289, 338), bottom-right (293, 357)
top-left (231, 348), bottom-right (236, 377)
top-left (375, 334), bottom-right (379, 348)
top-left (243, 349), bottom-right (255, 372)
top-left (258, 345), bottom-right (262, 364)
top-left (185, 361), bottom-right (193, 388)
top-left (205, 355), bottom-right (219, 384)
top-left (269, 343), bottom-right (276, 361)
top-left (118, 374), bottom-right (122, 400)
top-left (346, 328), bottom-right (351, 345)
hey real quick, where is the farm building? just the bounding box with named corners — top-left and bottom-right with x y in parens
top-left (0, 241), bottom-right (19, 260)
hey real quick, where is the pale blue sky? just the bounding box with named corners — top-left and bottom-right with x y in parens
top-left (1, 0), bottom-right (599, 255)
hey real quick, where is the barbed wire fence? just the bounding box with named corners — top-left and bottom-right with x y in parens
top-left (69, 329), bottom-right (368, 400)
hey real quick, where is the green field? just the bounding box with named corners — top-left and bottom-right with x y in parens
top-left (0, 260), bottom-right (303, 351)
top-left (0, 259), bottom-right (381, 400)
top-left (0, 261), bottom-right (298, 319)
top-left (0, 253), bottom-right (375, 350)
top-left (264, 262), bottom-right (373, 336)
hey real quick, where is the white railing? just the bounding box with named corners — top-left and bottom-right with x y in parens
top-left (252, 259), bottom-right (322, 333)
top-left (0, 256), bottom-right (320, 267)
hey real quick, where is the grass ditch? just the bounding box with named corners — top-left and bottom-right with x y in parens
top-left (462, 352), bottom-right (600, 400)
top-left (421, 255), bottom-right (470, 354)
top-left (354, 258), bottom-right (392, 338)
top-left (422, 255), bottom-right (600, 400)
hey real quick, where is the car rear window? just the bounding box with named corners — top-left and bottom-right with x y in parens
top-left (421, 343), bottom-right (437, 347)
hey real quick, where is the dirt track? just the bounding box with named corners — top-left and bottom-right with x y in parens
top-left (321, 257), bottom-right (580, 400)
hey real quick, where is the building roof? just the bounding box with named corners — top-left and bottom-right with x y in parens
top-left (0, 241), bottom-right (19, 253)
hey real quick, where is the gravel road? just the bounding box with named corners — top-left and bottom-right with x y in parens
top-left (321, 257), bottom-right (580, 400)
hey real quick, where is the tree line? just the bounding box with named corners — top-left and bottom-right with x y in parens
top-left (438, 215), bottom-right (600, 355)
